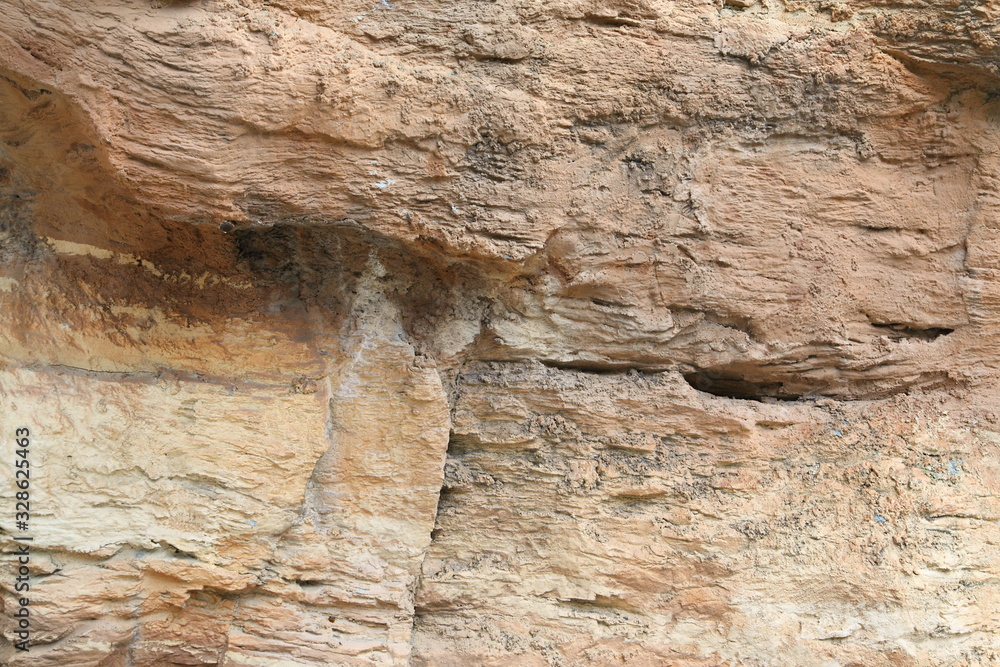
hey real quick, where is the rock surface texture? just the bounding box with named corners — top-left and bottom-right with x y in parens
top-left (0, 0), bottom-right (999, 664)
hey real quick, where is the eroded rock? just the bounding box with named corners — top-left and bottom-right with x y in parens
top-left (0, 0), bottom-right (999, 664)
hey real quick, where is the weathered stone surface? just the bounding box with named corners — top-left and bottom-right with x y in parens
top-left (416, 363), bottom-right (1000, 665)
top-left (0, 0), bottom-right (998, 664)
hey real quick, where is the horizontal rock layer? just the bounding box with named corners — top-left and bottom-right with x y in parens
top-left (0, 0), bottom-right (999, 664)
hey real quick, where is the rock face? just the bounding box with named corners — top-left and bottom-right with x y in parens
top-left (0, 0), bottom-right (999, 664)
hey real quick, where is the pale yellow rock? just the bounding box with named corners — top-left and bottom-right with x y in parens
top-left (0, 0), bottom-right (999, 665)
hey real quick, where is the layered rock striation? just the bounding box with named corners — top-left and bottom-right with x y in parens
top-left (0, 0), bottom-right (999, 664)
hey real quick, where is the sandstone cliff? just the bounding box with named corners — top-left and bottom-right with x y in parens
top-left (0, 0), bottom-right (998, 665)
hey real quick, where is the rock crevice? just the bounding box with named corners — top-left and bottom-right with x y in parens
top-left (2, 0), bottom-right (1000, 665)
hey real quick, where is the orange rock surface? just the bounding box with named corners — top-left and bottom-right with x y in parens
top-left (0, 0), bottom-right (998, 664)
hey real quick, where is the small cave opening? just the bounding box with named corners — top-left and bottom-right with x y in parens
top-left (869, 323), bottom-right (954, 341)
top-left (682, 369), bottom-right (803, 402)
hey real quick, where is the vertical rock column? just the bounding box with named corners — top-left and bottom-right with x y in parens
top-left (229, 265), bottom-right (451, 666)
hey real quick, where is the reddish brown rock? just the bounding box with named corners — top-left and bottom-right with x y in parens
top-left (0, 0), bottom-right (999, 665)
